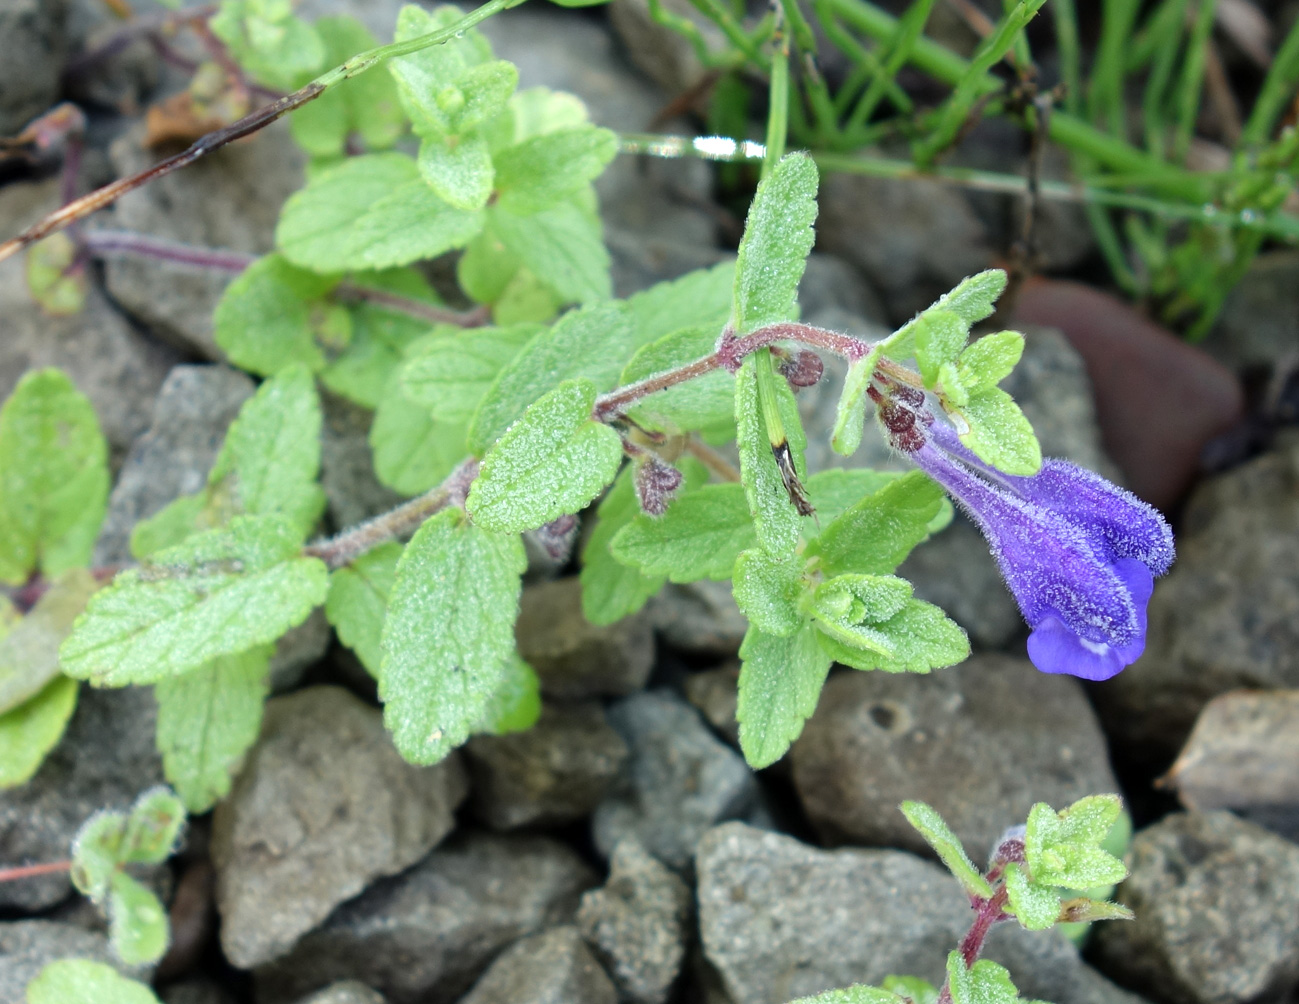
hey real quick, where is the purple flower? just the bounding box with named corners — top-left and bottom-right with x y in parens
top-left (881, 394), bottom-right (1174, 681)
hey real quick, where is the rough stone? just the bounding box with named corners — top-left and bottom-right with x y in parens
top-left (697, 822), bottom-right (1147, 1004)
top-left (94, 363), bottom-right (256, 566)
top-left (516, 577), bottom-right (655, 699)
top-left (0, 0), bottom-right (66, 135)
top-left (319, 393), bottom-right (404, 531)
top-left (593, 690), bottom-right (756, 869)
top-left (254, 831), bottom-right (597, 1004)
top-left (0, 180), bottom-right (181, 462)
top-left (0, 919), bottom-right (146, 1002)
top-left (294, 983), bottom-right (388, 1004)
top-left (683, 663), bottom-right (741, 747)
top-left (790, 657), bottom-right (1119, 861)
top-left (645, 580), bottom-right (748, 658)
top-left (608, 232), bottom-right (730, 302)
top-left (798, 254), bottom-right (888, 326)
top-left (1092, 811), bottom-right (1299, 1004)
top-left (606, 0), bottom-right (725, 94)
top-left (0, 687), bottom-right (163, 910)
top-left (465, 701), bottom-right (628, 830)
top-left (577, 838), bottom-right (692, 1004)
top-left (212, 686), bottom-right (467, 969)
top-left (101, 121), bottom-right (306, 359)
top-left (458, 926), bottom-right (617, 1004)
top-left (1207, 250), bottom-right (1299, 374)
top-left (1095, 432), bottom-right (1299, 770)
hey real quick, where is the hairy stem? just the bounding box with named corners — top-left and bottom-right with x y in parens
top-left (935, 884), bottom-right (1011, 1004)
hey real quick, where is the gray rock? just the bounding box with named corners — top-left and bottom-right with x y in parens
top-left (516, 577), bottom-right (655, 699)
top-left (1092, 811), bottom-right (1299, 1004)
top-left (319, 393), bottom-right (404, 531)
top-left (608, 232), bottom-right (730, 302)
top-left (162, 980), bottom-right (239, 1004)
top-left (593, 690), bottom-right (756, 869)
top-left (458, 926), bottom-right (616, 1004)
top-left (101, 120), bottom-right (306, 359)
top-left (295, 982), bottom-right (388, 1004)
top-left (267, 607), bottom-right (332, 693)
top-left (0, 181), bottom-right (181, 462)
top-left (1207, 250), bottom-right (1299, 373)
top-left (645, 581), bottom-right (748, 658)
top-left (577, 839), bottom-right (692, 1004)
top-left (94, 364), bottom-right (256, 566)
top-left (254, 831), bottom-right (597, 1004)
top-left (212, 686), bottom-right (467, 968)
top-left (0, 0), bottom-right (66, 134)
top-left (465, 701), bottom-right (628, 830)
top-left (798, 255), bottom-right (888, 327)
top-left (816, 170), bottom-right (994, 324)
top-left (0, 687), bottom-right (163, 910)
top-left (683, 663), bottom-right (741, 747)
top-left (791, 656), bottom-right (1119, 862)
top-left (1095, 432), bottom-right (1299, 768)
top-left (606, 0), bottom-right (724, 94)
top-left (0, 919), bottom-right (145, 1002)
top-left (697, 822), bottom-right (1145, 1004)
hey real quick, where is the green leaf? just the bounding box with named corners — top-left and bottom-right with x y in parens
top-left (732, 152), bottom-right (819, 333)
top-left (732, 549), bottom-right (804, 637)
top-left (951, 388), bottom-right (1041, 476)
top-left (121, 787), bottom-right (186, 863)
top-left (468, 301), bottom-right (634, 453)
top-left (370, 377), bottom-right (469, 496)
top-left (736, 623), bottom-right (832, 769)
top-left (210, 0), bottom-right (324, 91)
top-left (956, 330), bottom-right (1024, 390)
top-left (70, 810), bottom-right (126, 904)
top-left (25, 232), bottom-right (87, 316)
top-left (788, 986), bottom-right (905, 1004)
top-left (0, 369), bottom-right (108, 583)
top-left (501, 86), bottom-right (591, 145)
top-left (276, 153), bottom-right (482, 273)
top-left (734, 355), bottom-right (806, 555)
top-left (452, 60), bottom-right (520, 134)
top-left (401, 324), bottom-right (540, 424)
top-left (626, 262), bottom-right (736, 348)
top-left (913, 308), bottom-right (969, 386)
top-left (155, 647), bottom-right (270, 812)
top-left (946, 952), bottom-right (1031, 1004)
top-left (467, 378), bottom-right (622, 533)
top-left (0, 675), bottom-right (78, 789)
top-left (804, 469), bottom-right (906, 526)
top-left (1004, 862), bottom-right (1062, 931)
top-left (900, 801), bottom-right (993, 900)
top-left (388, 5), bottom-right (491, 139)
top-left (418, 134), bottom-right (495, 210)
top-left (621, 325), bottom-right (736, 440)
top-left (379, 509), bottom-right (525, 764)
top-left (490, 201), bottom-right (611, 304)
top-left (806, 471), bottom-right (944, 578)
top-left (813, 594), bottom-right (968, 674)
top-left (289, 16), bottom-right (405, 157)
top-left (0, 568), bottom-right (98, 714)
top-left (1058, 896), bottom-right (1134, 925)
top-left (212, 254), bottom-right (338, 375)
top-left (109, 871), bottom-right (170, 965)
top-left (60, 516), bottom-right (329, 686)
top-left (494, 126), bottom-right (619, 215)
top-left (325, 543), bottom-right (401, 677)
top-left (26, 959), bottom-right (161, 1004)
top-left (881, 976), bottom-right (939, 1004)
top-left (1024, 796), bottom-right (1128, 891)
top-left (610, 482), bottom-right (754, 582)
top-left (580, 469), bottom-right (667, 625)
top-left (830, 348), bottom-right (880, 457)
top-left (883, 270), bottom-right (1007, 362)
top-left (473, 653), bottom-right (541, 735)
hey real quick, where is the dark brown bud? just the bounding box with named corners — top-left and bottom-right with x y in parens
top-left (779, 349), bottom-right (824, 388)
top-left (635, 457), bottom-right (684, 516)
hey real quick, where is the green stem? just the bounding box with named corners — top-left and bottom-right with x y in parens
top-left (1172, 0), bottom-right (1217, 164)
top-left (1240, 12), bottom-right (1299, 147)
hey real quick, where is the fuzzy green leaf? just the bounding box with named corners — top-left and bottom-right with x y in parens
top-left (109, 871), bottom-right (169, 965)
top-left (418, 133), bottom-right (495, 210)
top-left (946, 952), bottom-right (1036, 1004)
top-left (494, 126), bottom-right (619, 215)
top-left (60, 516), bottom-right (328, 686)
top-left (210, 0), bottom-right (324, 91)
top-left (289, 17), bottom-right (405, 157)
top-left (900, 800), bottom-right (993, 900)
top-left (807, 471), bottom-right (943, 578)
top-left (0, 675), bottom-right (78, 789)
top-left (0, 369), bottom-right (108, 583)
top-left (474, 653), bottom-right (541, 735)
top-left (121, 787), bottom-right (186, 863)
top-left (814, 596), bottom-right (968, 674)
top-left (734, 355), bottom-right (807, 555)
top-left (621, 325), bottom-right (736, 439)
top-left (1003, 862), bottom-right (1062, 931)
top-left (788, 986), bottom-right (904, 1004)
top-left (803, 469), bottom-right (908, 526)
top-left (468, 378), bottom-right (622, 533)
top-left (452, 60), bottom-right (520, 134)
top-left (325, 542), bottom-right (401, 677)
top-left (468, 301), bottom-right (634, 453)
top-left (155, 647), bottom-right (270, 813)
top-left (580, 468), bottom-right (668, 625)
top-left (830, 348), bottom-right (880, 457)
top-left (0, 568), bottom-right (97, 714)
top-left (25, 232), bottom-right (87, 316)
top-left (1024, 796), bottom-right (1128, 891)
top-left (370, 378), bottom-right (469, 497)
top-left (276, 153), bottom-right (482, 272)
top-left (881, 976), bottom-right (939, 1004)
top-left (732, 549), bottom-right (804, 637)
top-left (379, 509), bottom-right (525, 764)
top-left (953, 388), bottom-right (1042, 476)
top-left (70, 811), bottom-right (126, 904)
top-left (732, 153), bottom-right (819, 333)
top-left (401, 323), bottom-right (540, 424)
top-left (212, 254), bottom-right (339, 376)
top-left (387, 5), bottom-right (492, 139)
top-left (957, 330), bottom-right (1024, 390)
top-left (610, 482), bottom-right (754, 582)
top-left (881, 270), bottom-right (1007, 362)
top-left (626, 261), bottom-right (735, 347)
top-left (490, 201), bottom-right (611, 304)
top-left (913, 308), bottom-right (969, 386)
top-left (26, 959), bottom-right (161, 1004)
top-left (736, 624), bottom-right (832, 769)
